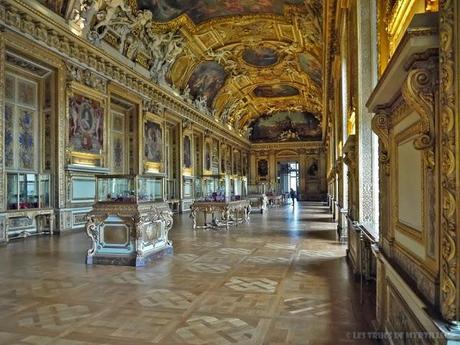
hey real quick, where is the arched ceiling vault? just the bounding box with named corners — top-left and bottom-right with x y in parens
top-left (166, 1), bottom-right (323, 138)
top-left (64, 0), bottom-right (323, 141)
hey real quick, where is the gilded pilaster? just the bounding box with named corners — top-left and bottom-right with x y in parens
top-left (439, 0), bottom-right (459, 323)
top-left (0, 29), bottom-right (6, 244)
top-left (0, 29), bottom-right (5, 213)
top-left (372, 111), bottom-right (391, 247)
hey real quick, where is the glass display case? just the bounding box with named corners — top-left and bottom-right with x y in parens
top-left (248, 184), bottom-right (267, 195)
top-left (96, 175), bottom-right (164, 203)
top-left (194, 177), bottom-right (203, 199)
top-left (138, 176), bottom-right (163, 202)
top-left (166, 178), bottom-right (178, 200)
top-left (200, 175), bottom-right (227, 201)
top-left (39, 174), bottom-right (51, 208)
top-left (6, 173), bottom-right (51, 210)
top-left (202, 175), bottom-right (219, 196)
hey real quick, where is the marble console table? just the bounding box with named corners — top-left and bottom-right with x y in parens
top-left (267, 195), bottom-right (283, 207)
top-left (85, 202), bottom-right (173, 267)
top-left (190, 200), bottom-right (251, 230)
top-left (246, 194), bottom-right (268, 214)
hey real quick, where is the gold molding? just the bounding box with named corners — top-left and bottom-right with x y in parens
top-left (439, 0), bottom-right (458, 322)
top-left (0, 31), bottom-right (4, 212)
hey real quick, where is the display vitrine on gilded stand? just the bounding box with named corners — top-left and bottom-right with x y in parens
top-left (85, 174), bottom-right (173, 266)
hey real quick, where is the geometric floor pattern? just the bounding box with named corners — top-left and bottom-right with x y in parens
top-left (0, 202), bottom-right (376, 345)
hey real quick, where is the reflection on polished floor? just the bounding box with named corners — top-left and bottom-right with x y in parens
top-left (0, 203), bottom-right (374, 345)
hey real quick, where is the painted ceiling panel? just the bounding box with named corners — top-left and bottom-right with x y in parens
top-left (249, 111), bottom-right (322, 142)
top-left (137, 0), bottom-right (305, 23)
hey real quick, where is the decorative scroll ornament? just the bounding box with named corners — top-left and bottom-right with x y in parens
top-left (85, 214), bottom-right (99, 257)
top-left (401, 66), bottom-right (436, 151)
top-left (371, 109), bottom-right (391, 150)
top-left (342, 135), bottom-right (357, 169)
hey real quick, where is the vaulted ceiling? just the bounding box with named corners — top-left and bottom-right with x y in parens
top-left (52, 0), bottom-right (324, 142)
top-left (161, 0), bottom-right (324, 139)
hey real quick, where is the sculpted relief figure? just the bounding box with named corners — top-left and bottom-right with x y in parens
top-left (71, 0), bottom-right (185, 88)
top-left (148, 30), bottom-right (185, 85)
top-left (91, 0), bottom-right (134, 38)
top-left (194, 96), bottom-right (209, 115)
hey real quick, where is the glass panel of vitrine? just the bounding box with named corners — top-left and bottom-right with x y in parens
top-left (39, 174), bottom-right (51, 208)
top-left (7, 173), bottom-right (19, 210)
top-left (194, 178), bottom-right (202, 199)
top-left (98, 177), bottom-right (135, 202)
top-left (138, 177), bottom-right (153, 202)
top-left (19, 173), bottom-right (38, 209)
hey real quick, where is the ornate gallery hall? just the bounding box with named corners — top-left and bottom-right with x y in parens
top-left (0, 0), bottom-right (459, 344)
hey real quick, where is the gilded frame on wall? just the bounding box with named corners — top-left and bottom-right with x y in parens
top-left (203, 137), bottom-right (213, 175)
top-left (143, 112), bottom-right (165, 174)
top-left (183, 131), bottom-right (193, 176)
top-left (108, 83), bottom-right (142, 175)
top-left (392, 123), bottom-right (425, 243)
top-left (384, 101), bottom-right (438, 276)
top-left (67, 82), bottom-right (107, 167)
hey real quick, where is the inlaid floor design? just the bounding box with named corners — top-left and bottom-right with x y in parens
top-left (0, 203), bottom-right (375, 344)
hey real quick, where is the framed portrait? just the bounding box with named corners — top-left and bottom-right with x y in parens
top-left (205, 141), bottom-right (211, 171)
top-left (307, 160), bottom-right (319, 177)
top-left (183, 135), bottom-right (192, 168)
top-left (144, 119), bottom-right (163, 163)
top-left (220, 145), bottom-right (226, 173)
top-left (68, 94), bottom-right (104, 154)
top-left (258, 159), bottom-right (268, 177)
top-left (212, 138), bottom-right (219, 172)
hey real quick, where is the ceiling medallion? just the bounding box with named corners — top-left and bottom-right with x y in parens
top-left (253, 84), bottom-right (300, 97)
top-left (249, 111), bottom-right (322, 142)
top-left (242, 47), bottom-right (279, 67)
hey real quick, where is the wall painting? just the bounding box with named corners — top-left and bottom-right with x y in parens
top-left (144, 120), bottom-right (163, 163)
top-left (69, 95), bottom-right (104, 154)
top-left (258, 159), bottom-right (268, 178)
top-left (183, 135), bottom-right (192, 168)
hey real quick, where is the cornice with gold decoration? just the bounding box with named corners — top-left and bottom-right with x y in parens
top-left (0, 0), bottom-right (250, 151)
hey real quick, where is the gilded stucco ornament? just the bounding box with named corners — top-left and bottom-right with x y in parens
top-left (72, 0), bottom-right (186, 87)
top-left (439, 0), bottom-right (458, 322)
top-left (401, 65), bottom-right (436, 151)
top-left (371, 109), bottom-right (391, 151)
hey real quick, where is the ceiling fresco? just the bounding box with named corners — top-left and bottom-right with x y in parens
top-left (299, 53), bottom-right (322, 87)
top-left (253, 85), bottom-right (300, 98)
top-left (186, 62), bottom-right (228, 108)
top-left (137, 0), bottom-right (305, 23)
top-left (66, 0), bottom-right (324, 142)
top-left (242, 47), bottom-right (280, 67)
top-left (249, 111), bottom-right (322, 142)
top-left (37, 0), bottom-right (69, 16)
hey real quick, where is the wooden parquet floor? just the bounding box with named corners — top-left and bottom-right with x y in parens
top-left (0, 202), bottom-right (375, 345)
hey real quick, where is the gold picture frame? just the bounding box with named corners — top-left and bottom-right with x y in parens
top-left (67, 82), bottom-right (108, 167)
top-left (143, 112), bottom-right (165, 174)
